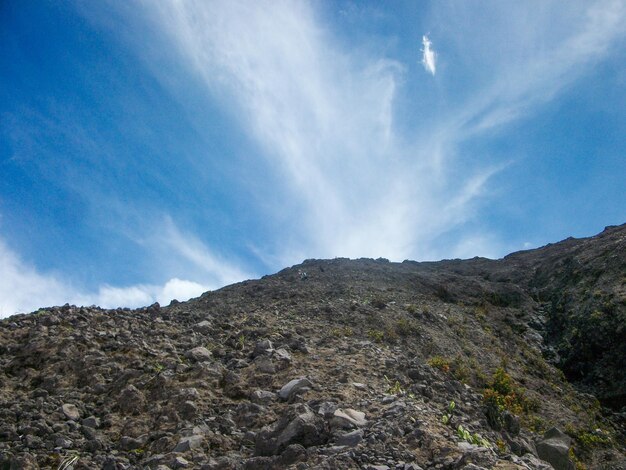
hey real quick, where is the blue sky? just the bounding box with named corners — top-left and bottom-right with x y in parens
top-left (1, 0), bottom-right (625, 316)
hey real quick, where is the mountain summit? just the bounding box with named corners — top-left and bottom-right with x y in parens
top-left (1, 225), bottom-right (625, 469)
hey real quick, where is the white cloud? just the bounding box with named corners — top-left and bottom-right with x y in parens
top-left (82, 278), bottom-right (209, 309)
top-left (145, 0), bottom-right (495, 263)
top-left (157, 216), bottom-right (251, 287)
top-left (0, 238), bottom-right (73, 317)
top-left (0, 232), bottom-right (235, 318)
top-left (421, 35), bottom-right (436, 75)
top-left (438, 0), bottom-right (626, 137)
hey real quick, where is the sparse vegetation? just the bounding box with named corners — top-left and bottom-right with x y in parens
top-left (441, 400), bottom-right (455, 425)
top-left (367, 329), bottom-right (385, 343)
top-left (483, 367), bottom-right (537, 428)
top-left (457, 424), bottom-right (491, 448)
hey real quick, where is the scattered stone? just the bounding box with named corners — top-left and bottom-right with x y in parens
top-left (273, 348), bottom-right (291, 363)
top-left (118, 384), bottom-right (146, 414)
top-left (331, 408), bottom-right (367, 428)
top-left (336, 429), bottom-right (363, 447)
top-left (82, 416), bottom-right (100, 428)
top-left (255, 356), bottom-right (276, 374)
top-left (193, 320), bottom-right (212, 334)
top-left (278, 377), bottom-right (312, 401)
top-left (54, 436), bottom-right (73, 448)
top-left (250, 390), bottom-right (277, 404)
top-left (253, 340), bottom-right (274, 357)
top-left (173, 434), bottom-right (205, 453)
top-left (61, 404), bottom-right (80, 421)
top-left (185, 346), bottom-right (213, 362)
top-left (255, 404), bottom-right (328, 456)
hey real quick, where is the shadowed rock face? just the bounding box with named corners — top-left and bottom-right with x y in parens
top-left (0, 224), bottom-right (624, 469)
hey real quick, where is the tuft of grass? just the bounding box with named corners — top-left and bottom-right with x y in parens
top-left (428, 356), bottom-right (451, 373)
top-left (367, 329), bottom-right (385, 343)
top-left (393, 318), bottom-right (420, 337)
top-left (331, 327), bottom-right (354, 337)
top-left (565, 424), bottom-right (613, 458)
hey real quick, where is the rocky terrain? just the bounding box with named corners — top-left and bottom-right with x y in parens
top-left (1, 224), bottom-right (625, 470)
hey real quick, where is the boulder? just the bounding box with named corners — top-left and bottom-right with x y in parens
top-left (61, 404), bottom-right (80, 421)
top-left (278, 377), bottom-right (312, 401)
top-left (118, 384), bottom-right (146, 414)
top-left (185, 346), bottom-right (212, 362)
top-left (535, 427), bottom-right (575, 470)
top-left (331, 408), bottom-right (367, 428)
top-left (254, 404), bottom-right (328, 456)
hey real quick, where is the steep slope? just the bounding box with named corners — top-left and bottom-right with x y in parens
top-left (0, 225), bottom-right (624, 469)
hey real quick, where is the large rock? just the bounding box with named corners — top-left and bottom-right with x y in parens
top-left (118, 384), bottom-right (146, 414)
top-left (193, 321), bottom-right (212, 335)
top-left (185, 346), bottom-right (213, 362)
top-left (278, 377), bottom-right (312, 401)
top-left (61, 403), bottom-right (80, 421)
top-left (173, 434), bottom-right (205, 453)
top-left (254, 404), bottom-right (328, 456)
top-left (331, 408), bottom-right (367, 428)
top-left (535, 427), bottom-right (575, 470)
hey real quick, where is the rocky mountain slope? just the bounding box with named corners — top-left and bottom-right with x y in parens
top-left (1, 224), bottom-right (625, 470)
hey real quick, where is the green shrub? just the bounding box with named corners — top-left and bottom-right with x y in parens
top-left (483, 367), bottom-right (535, 428)
top-left (367, 329), bottom-right (385, 343)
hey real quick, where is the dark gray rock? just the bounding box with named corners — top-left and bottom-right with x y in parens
top-left (254, 404), bottom-right (328, 456)
top-left (174, 434), bottom-right (204, 453)
top-left (250, 390), bottom-right (277, 404)
top-left (118, 385), bottom-right (145, 414)
top-left (535, 427), bottom-right (575, 470)
top-left (277, 443), bottom-right (306, 465)
top-left (253, 340), bottom-right (274, 357)
top-left (278, 377), bottom-right (312, 401)
top-left (185, 346), bottom-right (213, 362)
top-left (119, 435), bottom-right (145, 450)
top-left (336, 429), bottom-right (363, 447)
top-left (82, 416), bottom-right (100, 428)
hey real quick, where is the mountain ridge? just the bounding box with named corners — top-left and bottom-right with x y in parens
top-left (1, 224), bottom-right (625, 469)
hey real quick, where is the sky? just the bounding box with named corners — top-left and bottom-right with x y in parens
top-left (1, 0), bottom-right (625, 317)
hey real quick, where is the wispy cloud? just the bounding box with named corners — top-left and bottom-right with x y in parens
top-left (437, 0), bottom-right (626, 137)
top-left (153, 216), bottom-right (252, 287)
top-left (146, 0), bottom-right (492, 263)
top-left (421, 35), bottom-right (436, 75)
top-left (138, 0), bottom-right (626, 266)
top-left (0, 227), bottom-right (242, 317)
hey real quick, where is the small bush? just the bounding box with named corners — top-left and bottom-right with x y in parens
top-left (483, 367), bottom-right (535, 428)
top-left (394, 318), bottom-right (420, 337)
top-left (406, 304), bottom-right (418, 315)
top-left (331, 327), bottom-right (354, 337)
top-left (367, 329), bottom-right (385, 343)
top-left (428, 356), bottom-right (451, 373)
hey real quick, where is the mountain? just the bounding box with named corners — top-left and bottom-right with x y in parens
top-left (1, 225), bottom-right (625, 470)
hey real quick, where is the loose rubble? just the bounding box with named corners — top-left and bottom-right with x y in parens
top-left (1, 225), bottom-right (625, 469)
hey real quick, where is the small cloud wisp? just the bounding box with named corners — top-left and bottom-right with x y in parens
top-left (421, 34), bottom-right (436, 75)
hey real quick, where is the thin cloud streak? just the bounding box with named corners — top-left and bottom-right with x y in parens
top-left (149, 0), bottom-right (494, 263)
top-left (440, 0), bottom-right (626, 138)
top-left (0, 228), bottom-right (243, 317)
top-left (146, 0), bottom-right (626, 264)
top-left (421, 35), bottom-right (436, 75)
